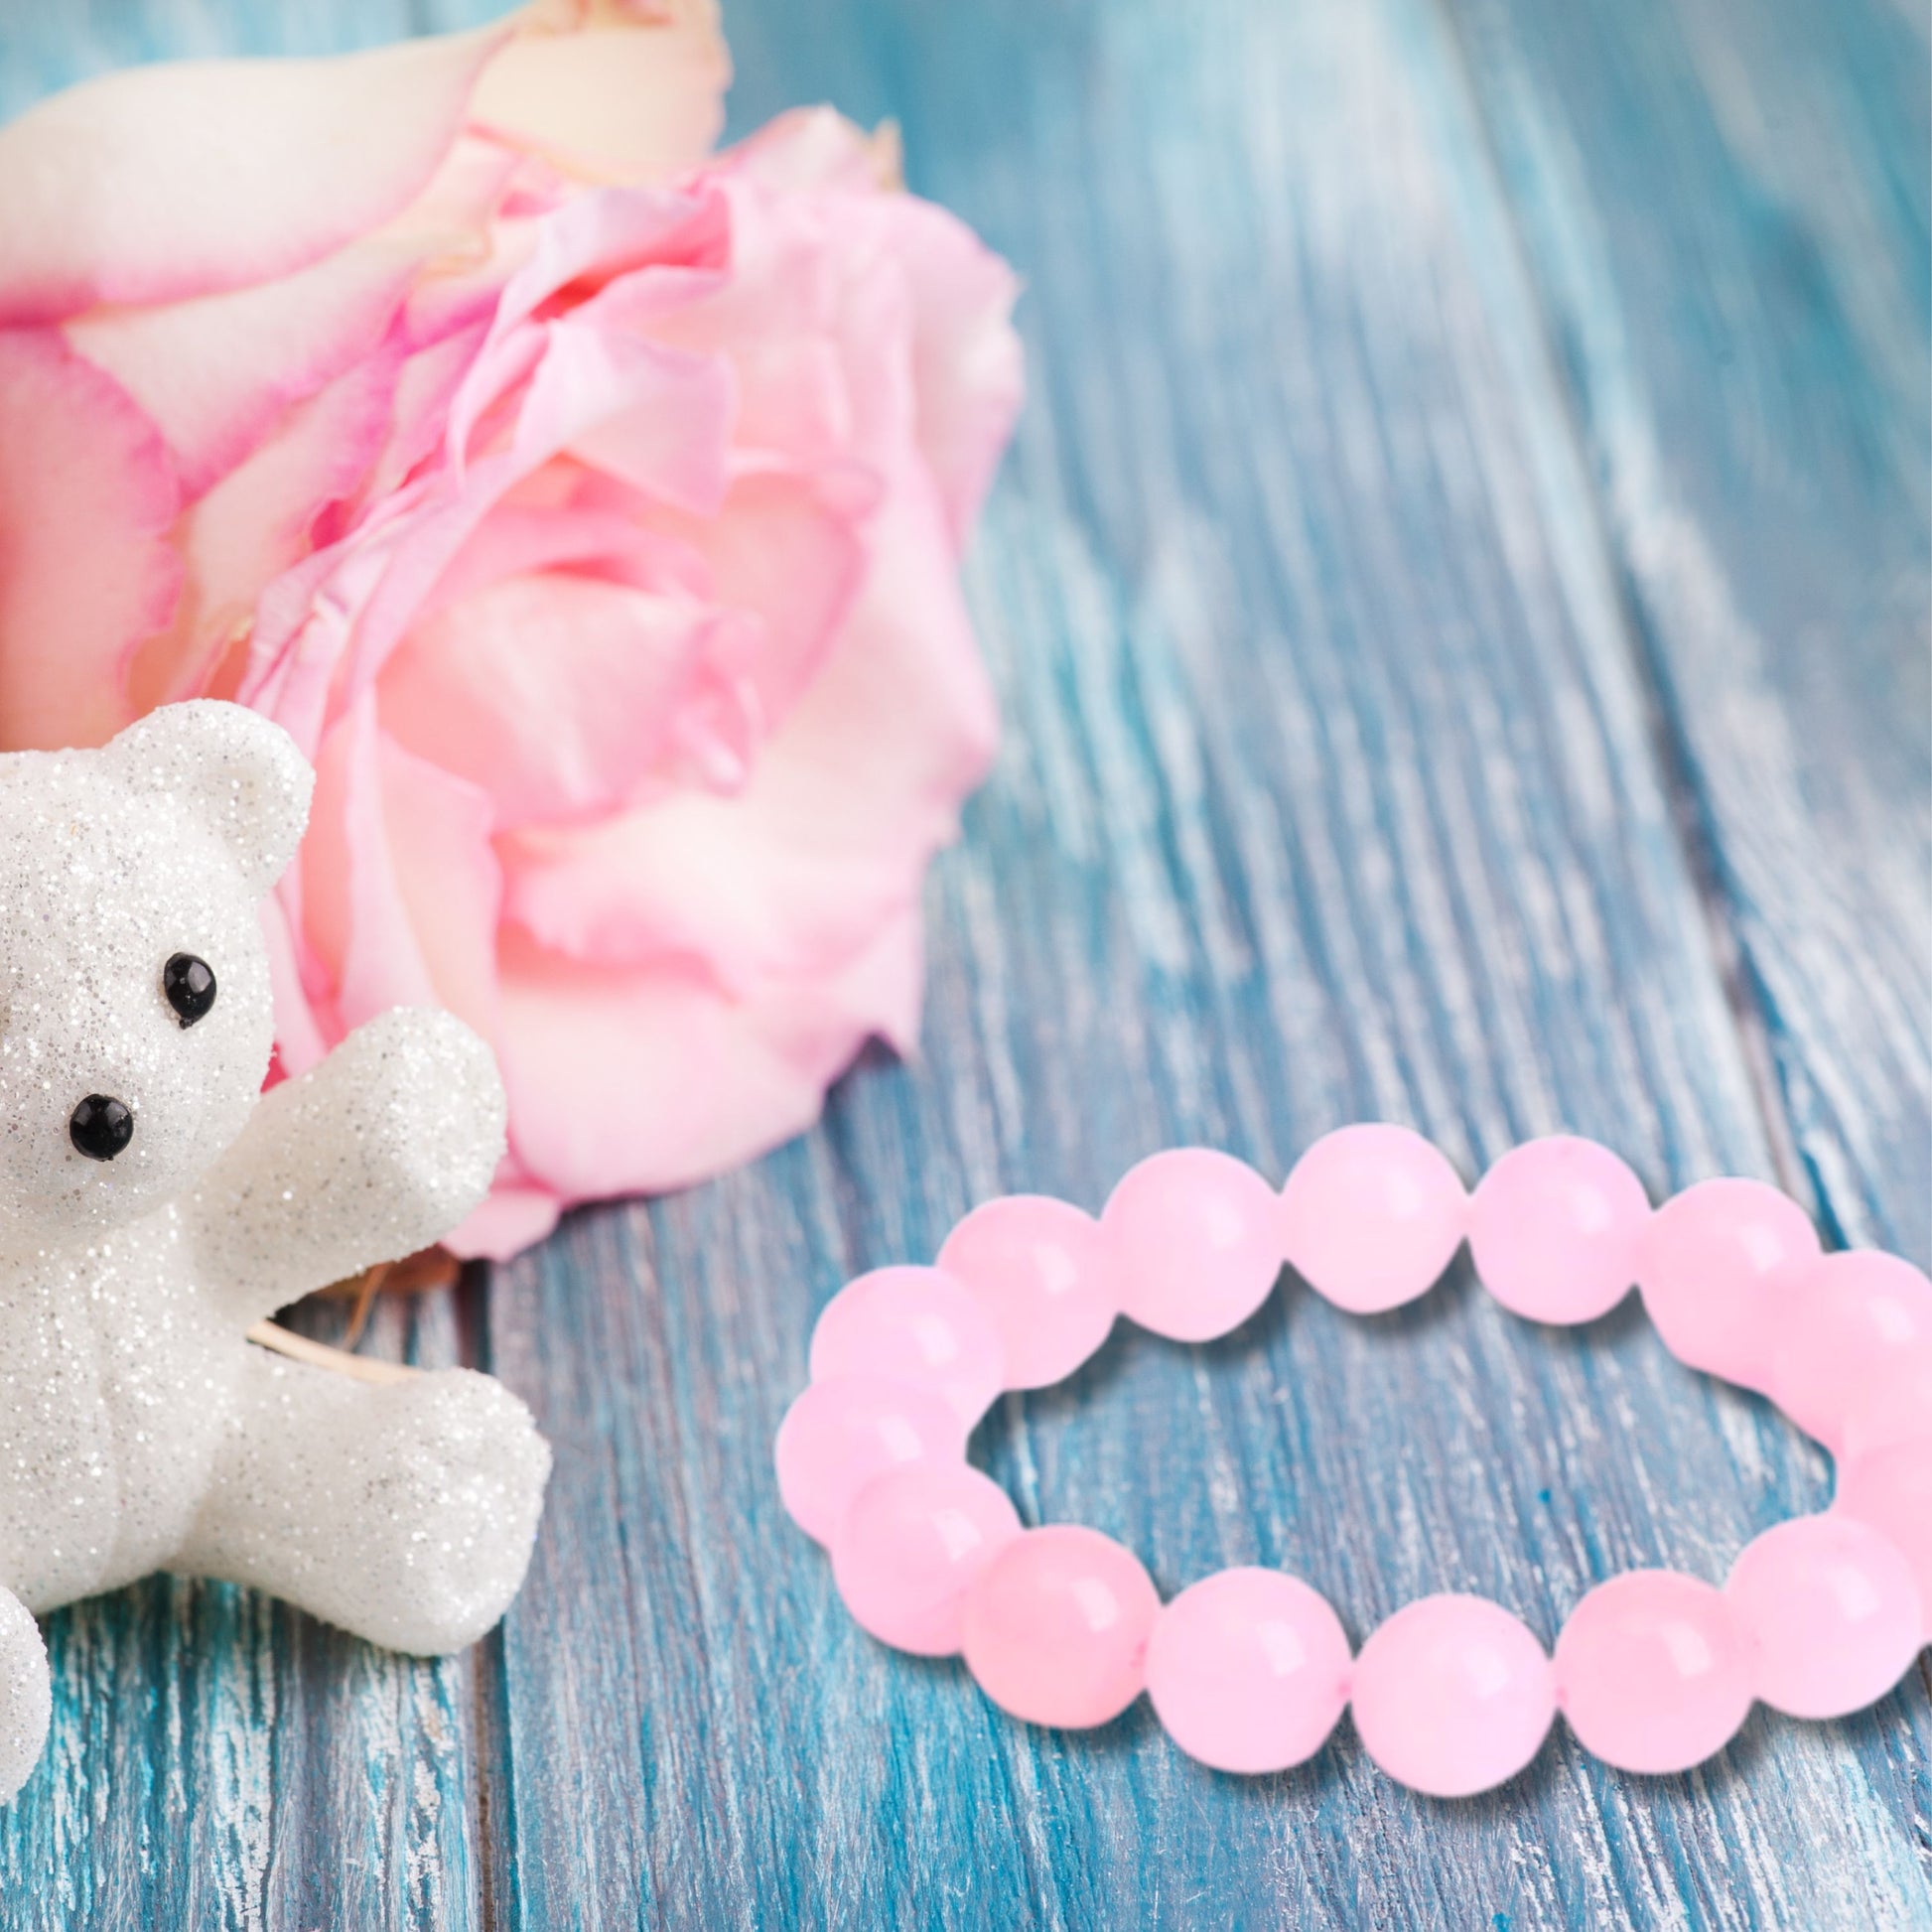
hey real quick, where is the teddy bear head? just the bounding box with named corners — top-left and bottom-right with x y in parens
top-left (0, 702), bottom-right (312, 1243)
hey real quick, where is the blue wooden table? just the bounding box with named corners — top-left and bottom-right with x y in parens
top-left (3, 1), bottom-right (1928, 1925)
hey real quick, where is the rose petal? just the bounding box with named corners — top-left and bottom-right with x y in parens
top-left (874, 202), bottom-right (1024, 547)
top-left (444, 1180), bottom-right (564, 1262)
top-left (438, 180), bottom-right (729, 469)
top-left (488, 180), bottom-right (727, 347)
top-left (379, 566), bottom-right (732, 827)
top-left (68, 234), bottom-right (449, 501)
top-left (0, 27), bottom-right (506, 325)
top-left (300, 700), bottom-right (500, 1041)
top-left (337, 321), bottom-right (492, 532)
top-left (470, 0), bottom-right (730, 187)
top-left (641, 466), bottom-right (872, 729)
top-left (260, 887), bottom-right (338, 1081)
top-left (0, 329), bottom-right (181, 751)
top-left (713, 110), bottom-right (1023, 544)
top-left (721, 104), bottom-right (901, 195)
top-left (376, 733), bottom-right (503, 1046)
top-left (501, 480), bottom-right (993, 984)
top-left (128, 348), bottom-right (404, 713)
top-left (493, 898), bottom-right (922, 1200)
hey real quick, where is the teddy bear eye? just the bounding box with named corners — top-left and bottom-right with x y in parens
top-left (163, 953), bottom-right (217, 1029)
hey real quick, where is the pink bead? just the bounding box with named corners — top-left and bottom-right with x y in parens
top-left (1145, 1569), bottom-right (1351, 1773)
top-left (1835, 1443), bottom-right (1932, 1640)
top-left (1469, 1136), bottom-right (1649, 1324)
top-left (1636, 1178), bottom-right (1820, 1388)
top-left (831, 1462), bottom-right (1022, 1656)
top-left (1771, 1252), bottom-right (1932, 1450)
top-left (1348, 1594), bottom-right (1554, 1797)
top-left (1279, 1125), bottom-right (1467, 1315)
top-left (1725, 1514), bottom-right (1923, 1719)
top-left (1554, 1572), bottom-right (1754, 1773)
top-left (961, 1526), bottom-right (1160, 1728)
top-left (1102, 1149), bottom-right (1285, 1342)
top-left (1842, 1346), bottom-right (1932, 1463)
top-left (773, 1375), bottom-right (968, 1546)
top-left (809, 1266), bottom-right (1006, 1427)
top-left (937, 1196), bottom-right (1120, 1389)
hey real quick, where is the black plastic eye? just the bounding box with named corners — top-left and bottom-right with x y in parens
top-left (70, 1094), bottom-right (134, 1162)
top-left (163, 953), bottom-right (217, 1029)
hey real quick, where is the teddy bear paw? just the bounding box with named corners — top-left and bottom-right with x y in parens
top-left (328, 1367), bottom-right (551, 1656)
top-left (0, 1589), bottom-right (51, 1806)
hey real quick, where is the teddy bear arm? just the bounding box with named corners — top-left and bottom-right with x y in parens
top-left (189, 1007), bottom-right (507, 1324)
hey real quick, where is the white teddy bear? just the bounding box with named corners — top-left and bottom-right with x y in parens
top-left (0, 700), bottom-right (551, 1803)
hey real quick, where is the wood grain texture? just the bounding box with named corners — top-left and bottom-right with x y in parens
top-left (1, 0), bottom-right (1927, 1926)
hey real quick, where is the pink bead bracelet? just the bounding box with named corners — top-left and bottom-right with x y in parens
top-left (774, 1129), bottom-right (1931, 1796)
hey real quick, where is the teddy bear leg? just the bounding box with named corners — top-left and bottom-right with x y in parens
top-left (0, 1587), bottom-right (52, 1805)
top-left (176, 1349), bottom-right (550, 1656)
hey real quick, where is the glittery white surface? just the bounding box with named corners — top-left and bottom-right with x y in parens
top-left (0, 702), bottom-right (551, 1803)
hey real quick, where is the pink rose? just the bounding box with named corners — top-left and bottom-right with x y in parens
top-left (0, 7), bottom-right (1022, 1257)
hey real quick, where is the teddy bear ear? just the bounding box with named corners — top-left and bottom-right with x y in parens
top-left (106, 701), bottom-right (314, 895)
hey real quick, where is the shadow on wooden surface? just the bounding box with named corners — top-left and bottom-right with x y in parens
top-left (0, 0), bottom-right (1926, 1926)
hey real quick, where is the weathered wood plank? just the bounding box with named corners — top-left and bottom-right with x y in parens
top-left (1, 0), bottom-right (1925, 1926)
top-left (477, 0), bottom-right (1929, 1925)
top-left (1443, 0), bottom-right (1932, 1259)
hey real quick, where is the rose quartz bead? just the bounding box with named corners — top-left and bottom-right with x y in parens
top-left (1554, 1572), bottom-right (1754, 1773)
top-left (961, 1526), bottom-right (1160, 1728)
top-left (1771, 1252), bottom-right (1932, 1450)
top-left (831, 1462), bottom-right (1022, 1656)
top-left (1102, 1150), bottom-right (1285, 1342)
top-left (1725, 1514), bottom-right (1923, 1719)
top-left (1842, 1346), bottom-right (1932, 1463)
top-left (1279, 1125), bottom-right (1467, 1315)
top-left (1348, 1594), bottom-right (1554, 1797)
top-left (1636, 1178), bottom-right (1821, 1389)
top-left (773, 1375), bottom-right (968, 1546)
top-left (937, 1196), bottom-right (1120, 1390)
top-left (1835, 1443), bottom-right (1932, 1639)
top-left (1469, 1136), bottom-right (1649, 1324)
top-left (809, 1266), bottom-right (1006, 1427)
top-left (1145, 1569), bottom-right (1351, 1773)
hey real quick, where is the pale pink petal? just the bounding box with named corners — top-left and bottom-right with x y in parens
top-left (493, 899), bottom-right (922, 1200)
top-left (877, 203), bottom-right (1024, 545)
top-left (330, 321), bottom-right (731, 704)
top-left (378, 569), bottom-right (730, 827)
top-left (299, 703), bottom-right (432, 1021)
top-left (376, 734), bottom-right (504, 1045)
top-left (720, 105), bottom-right (897, 195)
top-left (501, 788), bottom-right (915, 987)
top-left (0, 27), bottom-right (506, 325)
top-left (0, 329), bottom-right (181, 751)
top-left (413, 500), bottom-right (703, 618)
top-left (549, 325), bottom-right (735, 512)
top-left (639, 467), bottom-right (872, 730)
top-left (67, 236), bottom-right (437, 498)
top-left (444, 1181), bottom-right (563, 1262)
top-left (298, 702), bottom-right (502, 1050)
top-left (260, 889), bottom-right (337, 1081)
top-left (336, 321), bottom-right (491, 529)
top-left (439, 179), bottom-right (728, 473)
top-left (128, 349), bottom-right (403, 712)
top-left (711, 110), bottom-right (1023, 543)
top-left (470, 0), bottom-right (729, 187)
top-left (499, 480), bottom-right (993, 985)
top-left (484, 181), bottom-right (726, 349)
